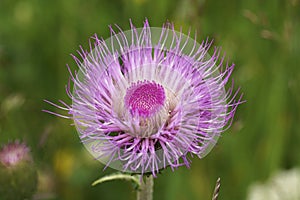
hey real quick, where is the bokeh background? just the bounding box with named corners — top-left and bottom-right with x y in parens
top-left (0, 0), bottom-right (300, 199)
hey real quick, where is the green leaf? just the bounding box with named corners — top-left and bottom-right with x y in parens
top-left (92, 173), bottom-right (140, 188)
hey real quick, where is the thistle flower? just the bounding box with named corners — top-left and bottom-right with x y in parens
top-left (0, 141), bottom-right (37, 200)
top-left (45, 20), bottom-right (242, 176)
top-left (0, 140), bottom-right (31, 167)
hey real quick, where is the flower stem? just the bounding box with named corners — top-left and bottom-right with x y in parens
top-left (212, 177), bottom-right (221, 200)
top-left (137, 175), bottom-right (153, 200)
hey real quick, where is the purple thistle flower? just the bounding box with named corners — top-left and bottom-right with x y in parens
top-left (45, 20), bottom-right (243, 176)
top-left (0, 141), bottom-right (31, 167)
top-left (0, 141), bottom-right (37, 199)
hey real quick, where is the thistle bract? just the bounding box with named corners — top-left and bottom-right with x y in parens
top-left (46, 20), bottom-right (242, 176)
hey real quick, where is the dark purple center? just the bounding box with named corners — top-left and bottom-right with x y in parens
top-left (125, 81), bottom-right (165, 118)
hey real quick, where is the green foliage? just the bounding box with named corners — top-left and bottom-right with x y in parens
top-left (0, 0), bottom-right (299, 199)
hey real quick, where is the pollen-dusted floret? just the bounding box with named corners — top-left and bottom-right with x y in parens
top-left (44, 20), bottom-right (243, 176)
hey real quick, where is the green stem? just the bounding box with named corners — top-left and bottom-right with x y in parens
top-left (137, 175), bottom-right (154, 200)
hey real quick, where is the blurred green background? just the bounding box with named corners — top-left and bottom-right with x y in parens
top-left (0, 0), bottom-right (299, 199)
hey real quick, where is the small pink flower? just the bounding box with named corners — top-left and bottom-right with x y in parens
top-left (0, 141), bottom-right (31, 167)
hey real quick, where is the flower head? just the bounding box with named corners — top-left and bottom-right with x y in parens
top-left (0, 141), bottom-right (37, 200)
top-left (45, 20), bottom-right (243, 176)
top-left (247, 168), bottom-right (300, 200)
top-left (0, 140), bottom-right (31, 167)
